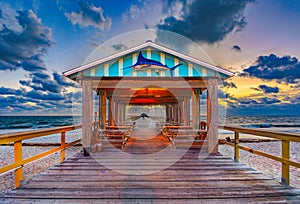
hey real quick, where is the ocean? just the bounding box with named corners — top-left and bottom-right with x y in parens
top-left (0, 115), bottom-right (299, 138)
top-left (0, 115), bottom-right (299, 133)
top-left (0, 116), bottom-right (82, 143)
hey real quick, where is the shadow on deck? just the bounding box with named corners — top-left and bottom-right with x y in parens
top-left (1, 130), bottom-right (300, 203)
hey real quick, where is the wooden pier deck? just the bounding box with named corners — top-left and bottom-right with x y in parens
top-left (2, 132), bottom-right (300, 203)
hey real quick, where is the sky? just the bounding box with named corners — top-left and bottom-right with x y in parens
top-left (0, 0), bottom-right (300, 116)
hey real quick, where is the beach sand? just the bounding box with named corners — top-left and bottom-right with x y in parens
top-left (1, 141), bottom-right (299, 196)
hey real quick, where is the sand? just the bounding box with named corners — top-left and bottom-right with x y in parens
top-left (1, 141), bottom-right (299, 196)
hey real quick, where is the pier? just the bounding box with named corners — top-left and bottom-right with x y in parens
top-left (1, 41), bottom-right (300, 203)
top-left (1, 120), bottom-right (300, 203)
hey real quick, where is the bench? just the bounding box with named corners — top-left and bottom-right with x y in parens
top-left (162, 123), bottom-right (207, 149)
top-left (99, 126), bottom-right (133, 149)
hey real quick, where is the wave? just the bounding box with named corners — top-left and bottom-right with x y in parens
top-left (241, 124), bottom-right (300, 129)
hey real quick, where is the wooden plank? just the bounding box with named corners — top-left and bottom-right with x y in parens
top-left (2, 197), bottom-right (300, 204)
top-left (4, 187), bottom-right (299, 199)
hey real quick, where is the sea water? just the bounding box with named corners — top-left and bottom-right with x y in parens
top-left (0, 115), bottom-right (299, 140)
top-left (0, 116), bottom-right (82, 143)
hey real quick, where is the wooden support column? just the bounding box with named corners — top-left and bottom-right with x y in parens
top-left (169, 104), bottom-right (173, 122)
top-left (108, 96), bottom-right (115, 126)
top-left (119, 103), bottom-right (124, 124)
top-left (207, 78), bottom-right (218, 154)
top-left (115, 102), bottom-right (119, 125)
top-left (82, 80), bottom-right (93, 156)
top-left (166, 104), bottom-right (170, 122)
top-left (178, 99), bottom-right (184, 125)
top-left (184, 97), bottom-right (190, 126)
top-left (98, 89), bottom-right (106, 129)
top-left (173, 103), bottom-right (178, 123)
top-left (282, 140), bottom-right (290, 185)
top-left (14, 141), bottom-right (23, 187)
top-left (123, 104), bottom-right (126, 123)
top-left (192, 89), bottom-right (200, 129)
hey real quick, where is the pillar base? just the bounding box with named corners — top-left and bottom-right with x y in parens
top-left (83, 147), bottom-right (91, 156)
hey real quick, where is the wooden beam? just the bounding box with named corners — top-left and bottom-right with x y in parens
top-left (89, 77), bottom-right (209, 89)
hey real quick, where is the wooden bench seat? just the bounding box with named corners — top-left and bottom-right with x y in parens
top-left (98, 126), bottom-right (133, 149)
top-left (162, 123), bottom-right (207, 149)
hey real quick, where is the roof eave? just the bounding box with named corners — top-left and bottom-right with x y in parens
top-left (63, 41), bottom-right (235, 78)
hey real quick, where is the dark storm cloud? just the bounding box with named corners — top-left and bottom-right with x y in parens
top-left (231, 45), bottom-right (242, 52)
top-left (241, 54), bottom-right (300, 83)
top-left (157, 0), bottom-right (254, 43)
top-left (0, 7), bottom-right (53, 72)
top-left (64, 0), bottom-right (112, 30)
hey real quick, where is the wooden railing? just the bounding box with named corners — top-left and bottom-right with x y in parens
top-left (219, 125), bottom-right (300, 186)
top-left (0, 125), bottom-right (82, 187)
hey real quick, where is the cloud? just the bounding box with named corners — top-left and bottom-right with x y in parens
top-left (241, 54), bottom-right (300, 83)
top-left (122, 3), bottom-right (147, 23)
top-left (0, 5), bottom-right (53, 72)
top-left (258, 97), bottom-right (281, 104)
top-left (253, 84), bottom-right (279, 94)
top-left (53, 72), bottom-right (77, 87)
top-left (223, 81), bottom-right (237, 88)
top-left (0, 4), bottom-right (81, 115)
top-left (157, 0), bottom-right (254, 43)
top-left (112, 43), bottom-right (128, 51)
top-left (231, 45), bottom-right (242, 52)
top-left (0, 86), bottom-right (21, 95)
top-left (25, 90), bottom-right (65, 101)
top-left (65, 0), bottom-right (112, 31)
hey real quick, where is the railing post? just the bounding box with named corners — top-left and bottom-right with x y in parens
top-left (281, 140), bottom-right (290, 185)
top-left (14, 140), bottom-right (23, 187)
top-left (234, 131), bottom-right (239, 162)
top-left (60, 131), bottom-right (66, 163)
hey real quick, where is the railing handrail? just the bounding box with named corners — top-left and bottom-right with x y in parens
top-left (219, 125), bottom-right (300, 142)
top-left (0, 124), bottom-right (82, 187)
top-left (0, 124), bottom-right (82, 144)
top-left (218, 125), bottom-right (300, 186)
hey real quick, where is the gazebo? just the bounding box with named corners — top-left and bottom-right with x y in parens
top-left (63, 40), bottom-right (234, 155)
